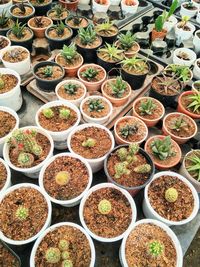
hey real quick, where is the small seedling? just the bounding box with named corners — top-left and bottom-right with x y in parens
top-left (148, 241), bottom-right (164, 257)
top-left (169, 115), bottom-right (187, 132)
top-left (61, 44), bottom-right (77, 62)
top-left (15, 206), bottom-right (29, 220)
top-left (78, 24), bottom-right (97, 46)
top-left (43, 66), bottom-right (53, 77)
top-left (59, 240), bottom-right (69, 251)
top-left (165, 187), bottom-right (178, 202)
top-left (17, 152), bottom-right (34, 167)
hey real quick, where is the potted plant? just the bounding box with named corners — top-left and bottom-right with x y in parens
top-left (65, 13), bottom-right (89, 36)
top-left (59, 0), bottom-right (79, 11)
top-left (1, 45), bottom-right (31, 75)
top-left (95, 20), bottom-right (118, 43)
top-left (121, 56), bottom-right (150, 90)
top-left (143, 171), bottom-right (199, 226)
top-left (0, 157), bottom-right (11, 196)
top-left (144, 135), bottom-right (181, 170)
top-left (6, 20), bottom-right (34, 50)
top-left (0, 240), bottom-right (21, 266)
top-left (55, 79), bottom-right (87, 107)
top-left (151, 12), bottom-right (167, 41)
top-left (180, 150), bottom-right (200, 192)
top-left (114, 116), bottom-right (148, 145)
top-left (120, 219), bottom-right (183, 267)
top-left (193, 59), bottom-right (200, 80)
top-left (193, 29), bottom-right (200, 55)
top-left (92, 0), bottom-right (110, 13)
top-left (9, 2), bottom-right (35, 24)
top-left (3, 126), bottom-right (54, 178)
top-left (192, 80), bottom-right (200, 92)
top-left (104, 143), bottom-right (155, 196)
top-left (45, 21), bottom-right (72, 50)
top-left (39, 152), bottom-right (92, 207)
top-left (79, 183), bottom-right (137, 242)
top-left (0, 183), bottom-right (52, 246)
top-left (132, 96), bottom-right (165, 127)
top-left (163, 0), bottom-right (179, 32)
top-left (75, 24), bottom-right (103, 63)
top-left (115, 31), bottom-right (140, 58)
top-left (29, 0), bottom-right (52, 16)
top-left (97, 43), bottom-right (124, 72)
top-left (35, 100), bottom-right (81, 150)
top-left (0, 106), bottom-right (19, 156)
top-left (101, 76), bottom-right (131, 106)
top-left (28, 16), bottom-right (53, 38)
top-left (164, 64), bottom-right (193, 84)
top-left (33, 61), bottom-right (65, 92)
top-left (162, 112), bottom-right (197, 144)
top-left (30, 222), bottom-right (95, 267)
top-left (173, 48), bottom-right (196, 67)
top-left (0, 0), bottom-right (12, 15)
top-left (55, 43), bottom-right (83, 77)
top-left (67, 123), bottom-right (115, 172)
top-left (47, 4), bottom-right (69, 23)
top-left (0, 10), bottom-right (14, 36)
top-left (177, 90), bottom-right (200, 119)
top-left (80, 95), bottom-right (113, 125)
top-left (175, 15), bottom-right (195, 43)
top-left (180, 1), bottom-right (198, 18)
top-left (0, 35), bottom-right (11, 58)
top-left (77, 63), bottom-right (107, 92)
top-left (121, 0), bottom-right (139, 16)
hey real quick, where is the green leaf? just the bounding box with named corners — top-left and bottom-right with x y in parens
top-left (167, 0), bottom-right (179, 18)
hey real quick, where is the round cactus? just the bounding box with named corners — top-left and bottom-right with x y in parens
top-left (59, 239), bottom-right (69, 251)
top-left (61, 251), bottom-right (70, 260)
top-left (31, 144), bottom-right (43, 156)
top-left (42, 108), bottom-right (54, 119)
top-left (45, 247), bottom-right (61, 264)
top-left (148, 240), bottom-right (164, 257)
top-left (98, 199), bottom-right (112, 215)
top-left (55, 171), bottom-right (70, 186)
top-left (165, 187), bottom-right (178, 203)
top-left (59, 108), bottom-right (71, 119)
top-left (17, 152), bottom-right (34, 167)
top-left (15, 206), bottom-right (29, 220)
top-left (61, 259), bottom-right (73, 267)
top-left (82, 138), bottom-right (96, 147)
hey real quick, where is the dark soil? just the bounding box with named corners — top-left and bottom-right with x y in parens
top-left (177, 52), bottom-right (190, 61)
top-left (3, 48), bottom-right (29, 63)
top-left (82, 98), bottom-right (110, 118)
top-left (0, 162), bottom-right (7, 191)
top-left (35, 65), bottom-right (63, 80)
top-left (0, 241), bottom-right (20, 267)
top-left (0, 111), bottom-right (16, 137)
top-left (0, 75), bottom-right (18, 94)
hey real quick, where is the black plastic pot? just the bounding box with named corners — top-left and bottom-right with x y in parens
top-left (6, 28), bottom-right (34, 51)
top-left (33, 61), bottom-right (65, 92)
top-left (97, 54), bottom-right (120, 75)
top-left (45, 26), bottom-right (73, 50)
top-left (97, 25), bottom-right (118, 44)
top-left (9, 4), bottom-right (35, 24)
top-left (0, 20), bottom-right (14, 36)
top-left (30, 0), bottom-right (52, 16)
top-left (47, 9), bottom-right (69, 24)
top-left (65, 16), bottom-right (89, 37)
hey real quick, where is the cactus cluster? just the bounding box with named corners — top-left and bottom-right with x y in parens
top-left (114, 144), bottom-right (151, 179)
top-left (42, 107), bottom-right (71, 120)
top-left (165, 187), bottom-right (178, 203)
top-left (148, 240), bottom-right (164, 257)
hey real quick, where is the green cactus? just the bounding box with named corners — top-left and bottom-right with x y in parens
top-left (59, 239), bottom-right (69, 251)
top-left (98, 199), bottom-right (112, 215)
top-left (55, 171), bottom-right (70, 186)
top-left (15, 206), bottom-right (29, 220)
top-left (59, 108), bottom-right (71, 120)
top-left (129, 143), bottom-right (139, 156)
top-left (42, 108), bottom-right (54, 119)
top-left (165, 187), bottom-right (178, 203)
top-left (43, 66), bottom-right (53, 77)
top-left (134, 164), bottom-right (151, 174)
top-left (17, 152), bottom-right (34, 167)
top-left (61, 260), bottom-right (73, 267)
top-left (82, 138), bottom-right (96, 148)
top-left (148, 241), bottom-right (164, 257)
top-left (114, 162), bottom-right (130, 179)
top-left (117, 147), bottom-right (128, 161)
top-left (61, 251), bottom-right (70, 260)
top-left (45, 248), bottom-right (61, 264)
top-left (120, 124), bottom-right (138, 139)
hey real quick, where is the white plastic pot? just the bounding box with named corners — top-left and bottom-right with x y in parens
top-left (121, 0), bottom-right (139, 15)
top-left (1, 45), bottom-right (31, 76)
top-left (192, 0), bottom-right (200, 8)
top-left (0, 158), bottom-right (11, 194)
top-left (92, 0), bottom-right (110, 13)
top-left (193, 59), bottom-right (200, 80)
top-left (119, 219), bottom-right (183, 267)
top-left (180, 2), bottom-right (198, 18)
top-left (79, 183), bottom-right (137, 243)
top-left (193, 30), bottom-right (200, 54)
top-left (175, 21), bottom-right (195, 42)
top-left (164, 15), bottom-right (178, 33)
top-left (110, 0), bottom-right (121, 4)
top-left (35, 100), bottom-right (81, 150)
top-left (80, 95), bottom-right (113, 125)
top-left (30, 222), bottom-right (95, 267)
top-left (3, 126), bottom-right (54, 179)
top-left (143, 171), bottom-right (199, 226)
top-left (0, 183), bottom-right (52, 246)
top-left (0, 106), bottom-right (19, 156)
top-left (0, 68), bottom-right (22, 111)
top-left (192, 80), bottom-right (200, 91)
top-left (67, 123), bottom-right (115, 173)
top-left (0, 0), bottom-right (12, 15)
top-left (173, 48), bottom-right (196, 67)
top-left (196, 10), bottom-right (200, 23)
top-left (79, 0), bottom-right (90, 3)
top-left (55, 79), bottom-right (87, 107)
top-left (0, 36), bottom-right (11, 59)
top-left (39, 152), bottom-right (93, 207)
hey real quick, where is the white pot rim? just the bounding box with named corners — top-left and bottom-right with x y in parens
top-left (0, 35), bottom-right (11, 48)
top-left (175, 21), bottom-right (195, 32)
top-left (35, 100), bottom-right (81, 136)
top-left (121, 0), bottom-right (139, 6)
top-left (0, 183), bottom-right (52, 245)
top-left (39, 152), bottom-right (93, 205)
top-left (30, 221), bottom-right (95, 267)
top-left (0, 158), bottom-right (11, 194)
top-left (174, 48), bottom-right (197, 62)
top-left (55, 52), bottom-right (83, 70)
top-left (1, 45), bottom-right (30, 64)
top-left (67, 123), bottom-right (115, 163)
top-left (80, 95), bottom-right (113, 123)
top-left (77, 64), bottom-right (107, 85)
top-left (0, 68), bottom-right (21, 96)
top-left (181, 1), bottom-right (198, 10)
top-left (144, 171), bottom-right (199, 226)
top-left (79, 182), bottom-right (137, 242)
top-left (3, 126), bottom-right (54, 173)
top-left (120, 218), bottom-right (183, 267)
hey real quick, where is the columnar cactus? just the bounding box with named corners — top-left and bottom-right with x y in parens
top-left (55, 171), bottom-right (70, 186)
top-left (148, 241), bottom-right (164, 257)
top-left (45, 248), bottom-right (61, 264)
top-left (42, 108), bottom-right (54, 119)
top-left (117, 147), bottom-right (128, 161)
top-left (82, 138), bottom-right (96, 148)
top-left (134, 164), bottom-right (151, 174)
top-left (98, 199), bottom-right (112, 215)
top-left (165, 187), bottom-right (178, 203)
top-left (114, 162), bottom-right (130, 179)
top-left (15, 206), bottom-right (29, 220)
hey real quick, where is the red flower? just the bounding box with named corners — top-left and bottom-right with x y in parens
top-left (18, 143), bottom-right (24, 149)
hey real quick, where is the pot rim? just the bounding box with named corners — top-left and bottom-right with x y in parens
top-left (9, 3), bottom-right (35, 19)
top-left (45, 25), bottom-right (73, 40)
top-left (0, 67), bottom-right (21, 96)
top-left (1, 45), bottom-right (30, 64)
top-left (0, 158), bottom-right (11, 194)
top-left (7, 27), bottom-right (34, 42)
top-left (55, 52), bottom-right (83, 71)
top-left (28, 16), bottom-right (53, 30)
top-left (178, 90), bottom-right (200, 119)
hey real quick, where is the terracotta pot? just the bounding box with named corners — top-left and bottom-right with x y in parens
top-left (162, 112), bottom-right (197, 145)
top-left (151, 28), bottom-right (167, 41)
top-left (59, 0), bottom-right (79, 11)
top-left (55, 53), bottom-right (84, 77)
top-left (28, 17), bottom-right (53, 38)
top-left (144, 135), bottom-right (182, 170)
top-left (132, 97), bottom-right (165, 127)
top-left (115, 40), bottom-right (140, 58)
top-left (177, 91), bottom-right (200, 119)
top-left (101, 78), bottom-right (131, 107)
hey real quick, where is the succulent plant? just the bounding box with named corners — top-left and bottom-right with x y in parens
top-left (169, 115), bottom-right (187, 132)
top-left (109, 76), bottom-right (127, 98)
top-left (17, 152), bottom-right (34, 167)
top-left (55, 21), bottom-right (66, 36)
top-left (156, 72), bottom-right (181, 95)
top-left (43, 66), bottom-right (53, 77)
top-left (11, 20), bottom-right (26, 39)
top-left (186, 151), bottom-right (200, 181)
top-left (61, 251), bottom-right (70, 260)
top-left (0, 10), bottom-right (9, 28)
top-left (15, 206), bottom-right (29, 220)
top-left (81, 67), bottom-right (99, 81)
top-left (95, 20), bottom-right (115, 35)
top-left (117, 31), bottom-right (136, 50)
top-left (55, 171), bottom-right (70, 186)
top-left (129, 143), bottom-right (139, 156)
top-left (121, 57), bottom-right (148, 74)
top-left (187, 92), bottom-right (200, 114)
top-left (78, 24), bottom-right (97, 46)
top-left (59, 239), bottom-right (69, 251)
top-left (88, 99), bottom-right (104, 112)
top-left (42, 108), bottom-right (54, 119)
top-left (139, 98), bottom-right (156, 116)
top-left (150, 136), bottom-right (175, 161)
top-left (119, 124), bottom-right (138, 139)
top-left (148, 241), bottom-right (164, 257)
top-left (51, 4), bottom-right (65, 18)
top-left (165, 64), bottom-right (191, 83)
top-left (45, 248), bottom-right (61, 264)
top-left (165, 187), bottom-right (178, 203)
top-left (134, 164), bottom-right (151, 173)
top-left (98, 43), bottom-right (124, 62)
top-left (98, 199), bottom-right (112, 215)
top-left (17, 2), bottom-right (26, 14)
top-left (117, 147), bottom-right (128, 161)
top-left (68, 14), bottom-right (83, 26)
top-left (82, 138), bottom-right (96, 147)
top-left (114, 161), bottom-right (130, 179)
top-left (59, 108), bottom-right (71, 119)
top-left (61, 259), bottom-right (73, 267)
top-left (64, 83), bottom-right (78, 95)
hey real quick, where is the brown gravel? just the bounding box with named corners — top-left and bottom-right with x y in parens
top-left (0, 75), bottom-right (18, 94)
top-left (83, 187), bottom-right (132, 238)
top-left (0, 241), bottom-right (20, 267)
top-left (125, 223), bottom-right (177, 267)
top-left (152, 76), bottom-right (182, 96)
top-left (30, 17), bottom-right (52, 28)
top-left (82, 98), bottom-right (110, 119)
top-left (56, 53), bottom-right (82, 68)
top-left (3, 48), bottom-right (29, 63)
top-left (43, 156), bottom-right (89, 200)
top-left (181, 94), bottom-right (200, 115)
top-left (0, 162), bottom-right (7, 191)
top-left (70, 126), bottom-right (112, 159)
top-left (66, 17), bottom-right (88, 29)
top-left (0, 187), bottom-right (48, 241)
top-left (0, 37), bottom-right (9, 49)
top-left (12, 6), bottom-right (33, 16)
top-left (57, 83), bottom-right (85, 100)
top-left (103, 79), bottom-right (130, 98)
top-left (148, 175), bottom-right (194, 221)
top-left (0, 111), bottom-right (16, 137)
top-left (135, 98), bottom-right (163, 120)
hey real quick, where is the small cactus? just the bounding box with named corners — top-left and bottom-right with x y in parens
top-left (134, 164), bottom-right (151, 174)
top-left (61, 260), bottom-right (73, 267)
top-left (59, 239), bottom-right (69, 251)
top-left (17, 152), bottom-right (34, 167)
top-left (98, 199), bottom-right (112, 215)
top-left (129, 143), bottom-right (139, 156)
top-left (117, 147), bottom-right (128, 161)
top-left (114, 162), bottom-right (130, 179)
top-left (0, 77), bottom-right (4, 89)
top-left (82, 138), bottom-right (96, 148)
top-left (165, 187), bottom-right (178, 203)
top-left (55, 171), bottom-right (70, 186)
top-left (59, 108), bottom-right (71, 120)
top-left (42, 108), bottom-right (54, 119)
top-left (45, 248), bottom-right (61, 264)
top-left (61, 251), bottom-right (70, 260)
top-left (15, 206), bottom-right (29, 220)
top-left (32, 144), bottom-right (43, 157)
top-left (148, 241), bottom-right (164, 257)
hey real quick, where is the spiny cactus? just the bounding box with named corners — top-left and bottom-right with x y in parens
top-left (134, 164), bottom-right (151, 174)
top-left (61, 259), bottom-right (73, 267)
top-left (59, 108), bottom-right (71, 119)
top-left (165, 187), bottom-right (178, 203)
top-left (98, 199), bottom-right (112, 215)
top-left (45, 248), bottom-right (61, 264)
top-left (17, 152), bottom-right (34, 167)
top-left (42, 108), bottom-right (54, 119)
top-left (114, 161), bottom-right (130, 179)
top-left (59, 239), bottom-right (69, 251)
top-left (61, 251), bottom-right (70, 260)
top-left (129, 143), bottom-right (139, 156)
top-left (82, 138), bottom-right (96, 148)
top-left (148, 241), bottom-right (164, 257)
top-left (55, 171), bottom-right (70, 186)
top-left (15, 206), bottom-right (29, 220)
top-left (117, 147), bottom-right (128, 161)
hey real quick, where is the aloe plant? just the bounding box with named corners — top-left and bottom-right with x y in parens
top-left (61, 43), bottom-right (77, 62)
top-left (11, 20), bottom-right (26, 39)
top-left (98, 43), bottom-right (124, 62)
top-left (155, 72), bottom-right (181, 95)
top-left (51, 4), bottom-right (65, 18)
top-left (121, 57), bottom-right (148, 74)
top-left (95, 20), bottom-right (116, 35)
top-left (165, 64), bottom-right (191, 83)
top-left (67, 14), bottom-right (83, 26)
top-left (0, 10), bottom-right (9, 28)
top-left (78, 25), bottom-right (97, 46)
top-left (169, 115), bottom-right (187, 132)
top-left (139, 98), bottom-right (156, 116)
top-left (117, 31), bottom-right (136, 50)
top-left (109, 76), bottom-right (127, 98)
top-left (187, 92), bottom-right (200, 114)
top-left (186, 151), bottom-right (200, 181)
top-left (150, 135), bottom-right (175, 160)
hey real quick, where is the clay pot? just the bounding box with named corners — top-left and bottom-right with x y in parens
top-left (151, 28), bottom-right (167, 42)
top-left (28, 17), bottom-right (53, 38)
top-left (59, 0), bottom-right (79, 11)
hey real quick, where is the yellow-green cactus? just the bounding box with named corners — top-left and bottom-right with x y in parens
top-left (165, 188), bottom-right (178, 203)
top-left (98, 199), bottom-right (112, 215)
top-left (114, 162), bottom-right (130, 179)
top-left (0, 77), bottom-right (4, 89)
top-left (61, 251), bottom-right (70, 260)
top-left (55, 171), bottom-right (70, 186)
top-left (59, 239), bottom-right (69, 251)
top-left (42, 108), bottom-right (54, 119)
top-left (82, 138), bottom-right (96, 147)
top-left (61, 259), bottom-right (73, 267)
top-left (134, 164), bottom-right (151, 174)
top-left (117, 147), bottom-right (128, 161)
top-left (59, 108), bottom-right (71, 119)
top-left (45, 248), bottom-right (61, 264)
top-left (148, 240), bottom-right (164, 257)
top-left (15, 206), bottom-right (29, 220)
top-left (17, 152), bottom-right (34, 167)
